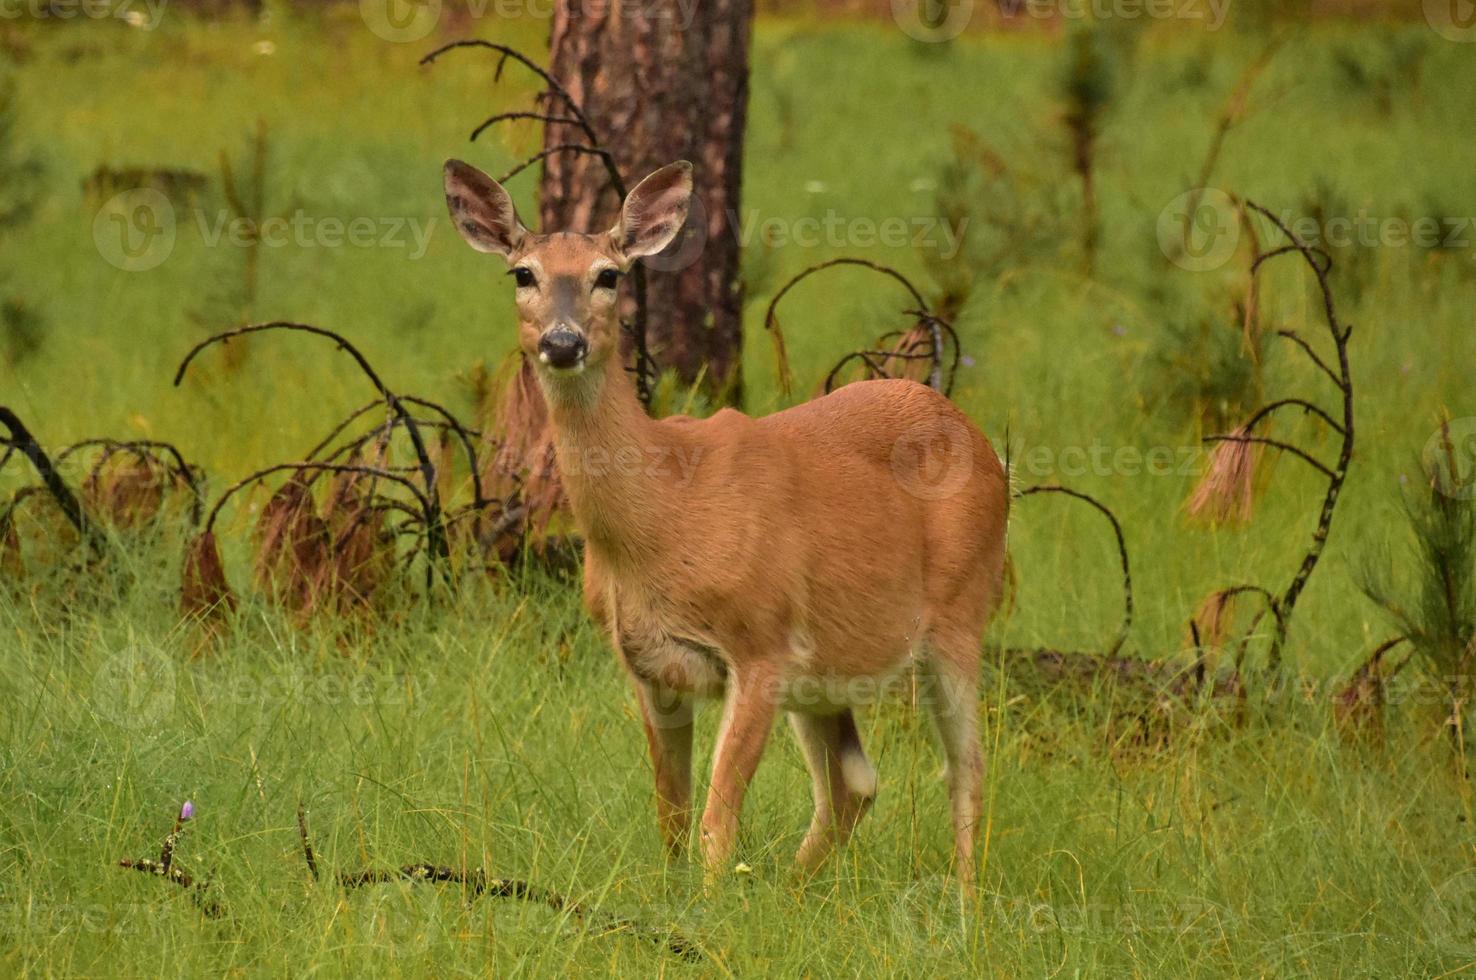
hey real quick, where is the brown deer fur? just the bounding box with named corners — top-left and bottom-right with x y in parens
top-left (444, 159), bottom-right (1010, 888)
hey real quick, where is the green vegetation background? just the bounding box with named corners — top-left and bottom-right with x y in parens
top-left (1, 8), bottom-right (1474, 975)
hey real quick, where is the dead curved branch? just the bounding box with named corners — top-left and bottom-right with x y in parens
top-left (0, 407), bottom-right (95, 545)
top-left (202, 462), bottom-right (432, 537)
top-left (763, 259), bottom-right (955, 399)
top-left (296, 802), bottom-right (701, 960)
top-left (1016, 484), bottom-right (1134, 657)
top-left (1204, 200), bottom-right (1357, 670)
top-left (1203, 433), bottom-right (1335, 479)
top-left (57, 438), bottom-right (205, 526)
top-left (174, 321), bottom-right (449, 576)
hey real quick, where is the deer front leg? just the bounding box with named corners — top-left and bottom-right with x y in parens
top-left (700, 665), bottom-right (780, 876)
top-left (634, 680), bottom-right (693, 854)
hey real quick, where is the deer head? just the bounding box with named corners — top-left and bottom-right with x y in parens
top-left (443, 159), bottom-right (693, 378)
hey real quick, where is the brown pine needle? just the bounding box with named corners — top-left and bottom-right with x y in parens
top-left (1188, 424), bottom-right (1262, 524)
top-left (0, 514), bottom-right (21, 580)
top-left (181, 531), bottom-right (236, 621)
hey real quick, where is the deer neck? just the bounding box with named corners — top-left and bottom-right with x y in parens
top-left (539, 356), bottom-right (670, 561)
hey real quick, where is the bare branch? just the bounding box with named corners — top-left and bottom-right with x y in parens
top-left (470, 110), bottom-right (584, 142)
top-left (1274, 330), bottom-right (1340, 385)
top-left (497, 144), bottom-right (614, 184)
top-left (763, 259), bottom-right (938, 398)
top-left (1204, 434), bottom-right (1334, 479)
top-left (0, 407), bottom-right (94, 544)
top-left (203, 462), bottom-right (432, 536)
top-left (1240, 398), bottom-right (1346, 435)
top-left (296, 801), bottom-right (700, 960)
top-left (174, 321), bottom-right (449, 575)
top-left (1017, 484), bottom-right (1134, 657)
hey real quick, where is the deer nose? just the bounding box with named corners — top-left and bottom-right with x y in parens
top-left (538, 326), bottom-right (588, 370)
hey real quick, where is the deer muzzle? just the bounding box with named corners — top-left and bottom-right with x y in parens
top-left (538, 325), bottom-right (588, 371)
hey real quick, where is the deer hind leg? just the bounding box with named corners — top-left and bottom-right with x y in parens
top-left (789, 708), bottom-right (877, 872)
top-left (920, 641), bottom-right (984, 895)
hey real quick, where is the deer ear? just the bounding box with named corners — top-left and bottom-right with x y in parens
top-left (444, 159), bottom-right (527, 258)
top-left (609, 161), bottom-right (693, 264)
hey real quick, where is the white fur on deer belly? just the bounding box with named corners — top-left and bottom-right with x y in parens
top-left (621, 629), bottom-right (728, 696)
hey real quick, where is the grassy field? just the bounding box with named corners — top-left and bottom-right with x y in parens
top-left (3, 7), bottom-right (1476, 976)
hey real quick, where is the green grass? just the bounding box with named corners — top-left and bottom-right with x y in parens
top-left (4, 576), bottom-right (1475, 974)
top-left (2, 9), bottom-right (1476, 976)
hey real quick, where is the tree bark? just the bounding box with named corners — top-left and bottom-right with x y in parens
top-left (540, 0), bottom-right (752, 399)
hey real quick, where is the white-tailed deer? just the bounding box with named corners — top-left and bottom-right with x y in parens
top-left (444, 158), bottom-right (1009, 888)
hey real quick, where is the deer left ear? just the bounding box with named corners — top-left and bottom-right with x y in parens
top-left (609, 161), bottom-right (693, 266)
top-left (444, 159), bottom-right (527, 259)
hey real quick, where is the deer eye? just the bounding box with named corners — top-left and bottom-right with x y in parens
top-left (510, 267), bottom-right (536, 288)
top-left (594, 268), bottom-right (620, 291)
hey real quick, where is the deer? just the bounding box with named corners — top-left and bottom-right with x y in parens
top-left (443, 158), bottom-right (1010, 890)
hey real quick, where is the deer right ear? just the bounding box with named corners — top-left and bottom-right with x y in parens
top-left (609, 161), bottom-right (694, 265)
top-left (443, 160), bottom-right (527, 258)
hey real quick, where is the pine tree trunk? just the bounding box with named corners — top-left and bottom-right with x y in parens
top-left (539, 0), bottom-right (752, 399)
